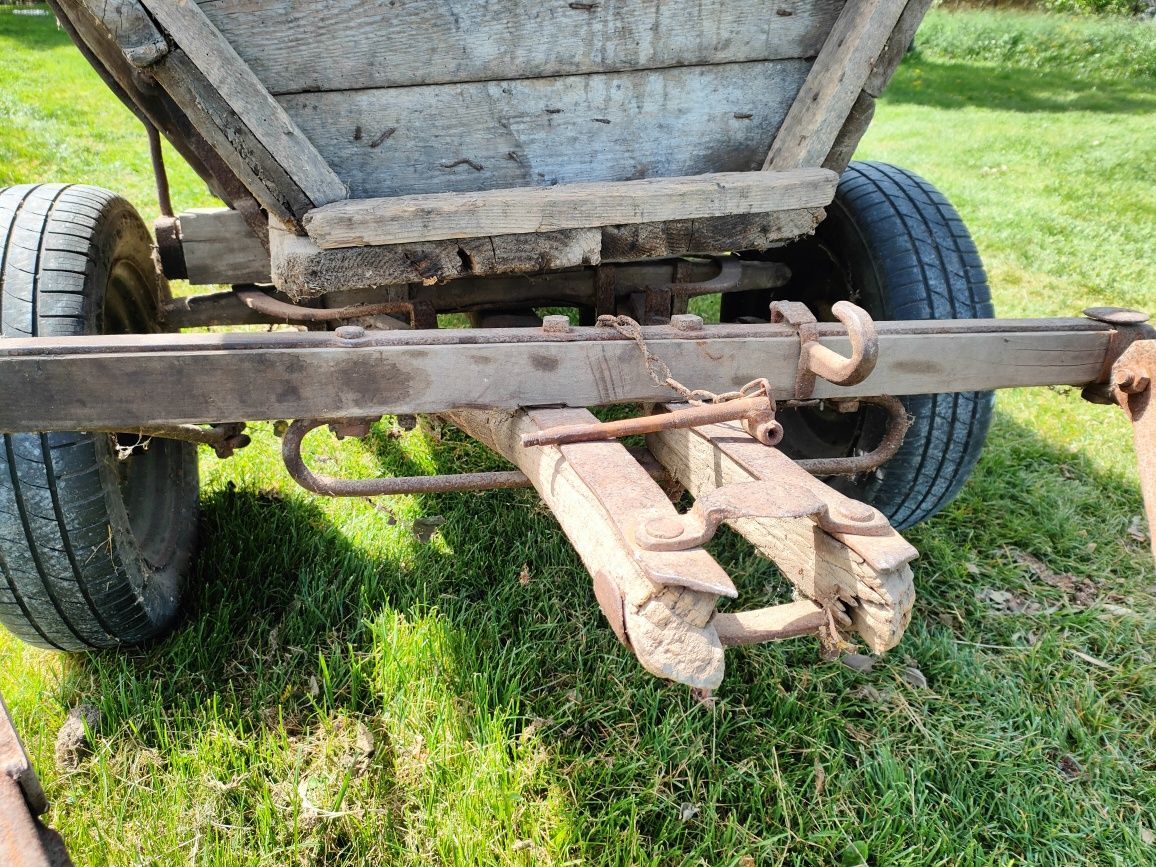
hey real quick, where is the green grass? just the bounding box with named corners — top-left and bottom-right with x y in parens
top-left (918, 8), bottom-right (1156, 82)
top-left (1, 6), bottom-right (1155, 865)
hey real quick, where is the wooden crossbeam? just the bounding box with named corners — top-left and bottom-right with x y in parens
top-left (0, 320), bottom-right (1114, 431)
top-left (302, 169), bottom-right (838, 248)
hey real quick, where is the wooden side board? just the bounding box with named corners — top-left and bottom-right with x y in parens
top-left (281, 59), bottom-right (813, 199)
top-left (196, 0), bottom-right (846, 94)
top-left (138, 0), bottom-right (346, 206)
top-left (303, 169), bottom-right (837, 248)
top-left (178, 209), bottom-right (271, 286)
top-left (173, 206), bottom-right (824, 291)
top-left (765, 0), bottom-right (910, 170)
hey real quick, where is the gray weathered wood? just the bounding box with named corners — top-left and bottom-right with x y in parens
top-left (148, 49), bottom-right (311, 224)
top-left (76, 0), bottom-right (169, 67)
top-left (273, 210), bottom-right (820, 298)
top-left (179, 208), bottom-right (271, 286)
top-left (195, 0), bottom-right (845, 94)
top-left (0, 321), bottom-right (1114, 430)
top-left (823, 0), bottom-right (935, 173)
top-left (304, 169), bottom-right (837, 247)
top-left (282, 59), bottom-right (813, 199)
top-left (449, 407), bottom-right (725, 688)
top-left (764, 0), bottom-right (909, 170)
top-left (648, 421), bottom-right (916, 652)
top-left (137, 0), bottom-right (347, 206)
top-left (865, 0), bottom-right (934, 97)
top-left (270, 224), bottom-right (601, 298)
top-left (601, 208), bottom-right (825, 261)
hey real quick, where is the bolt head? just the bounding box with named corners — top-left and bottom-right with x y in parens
top-left (645, 516), bottom-right (686, 540)
top-left (542, 314), bottom-right (571, 334)
top-left (335, 324), bottom-right (366, 340)
top-left (669, 314), bottom-right (704, 333)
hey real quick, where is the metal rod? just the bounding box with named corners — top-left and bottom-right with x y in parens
top-left (144, 122), bottom-right (173, 218)
top-left (793, 395), bottom-right (910, 476)
top-left (233, 286), bottom-right (415, 324)
top-left (521, 395), bottom-right (773, 447)
top-left (282, 418), bottom-right (530, 496)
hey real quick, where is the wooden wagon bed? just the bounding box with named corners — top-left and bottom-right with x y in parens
top-left (53, 0), bottom-right (928, 294)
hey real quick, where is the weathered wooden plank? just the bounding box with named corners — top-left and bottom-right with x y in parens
top-left (648, 422), bottom-right (916, 652)
top-left (304, 169), bottom-right (837, 248)
top-left (177, 205), bottom-right (819, 296)
top-left (449, 406), bottom-right (725, 688)
top-left (179, 209), bottom-right (270, 286)
top-left (74, 0), bottom-right (169, 67)
top-left (55, 1), bottom-right (273, 231)
top-left (148, 48), bottom-right (311, 224)
top-left (822, 0), bottom-right (934, 173)
top-left (138, 0), bottom-right (347, 206)
top-left (281, 59), bottom-right (813, 199)
top-left (0, 321), bottom-right (1113, 430)
top-left (274, 210), bottom-right (821, 298)
top-left (601, 208), bottom-right (824, 261)
top-left (195, 0), bottom-right (846, 94)
top-left (270, 224), bottom-right (601, 298)
top-left (764, 0), bottom-right (909, 170)
top-left (865, 0), bottom-right (934, 97)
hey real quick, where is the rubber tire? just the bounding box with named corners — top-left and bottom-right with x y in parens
top-left (0, 184), bottom-right (199, 651)
top-left (735, 161), bottom-right (994, 529)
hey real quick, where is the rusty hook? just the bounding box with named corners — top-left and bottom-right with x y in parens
top-left (805, 301), bottom-right (878, 386)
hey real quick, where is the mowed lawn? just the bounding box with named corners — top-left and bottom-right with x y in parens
top-left (1, 6), bottom-right (1154, 865)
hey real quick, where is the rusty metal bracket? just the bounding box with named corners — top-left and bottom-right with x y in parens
top-left (634, 476), bottom-right (891, 552)
top-left (282, 418), bottom-right (529, 496)
top-left (770, 299), bottom-right (879, 397)
top-left (791, 395), bottom-right (911, 476)
top-left (1111, 339), bottom-right (1156, 561)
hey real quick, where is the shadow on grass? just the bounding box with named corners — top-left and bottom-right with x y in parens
top-left (886, 56), bottom-right (1156, 115)
top-left (55, 409), bottom-right (1153, 862)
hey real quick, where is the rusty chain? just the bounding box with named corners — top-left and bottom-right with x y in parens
top-left (596, 315), bottom-right (770, 404)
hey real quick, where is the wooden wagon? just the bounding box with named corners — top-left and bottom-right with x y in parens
top-left (1, 1), bottom-right (1154, 855)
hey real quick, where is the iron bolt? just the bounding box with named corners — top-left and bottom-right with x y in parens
top-left (645, 516), bottom-right (686, 540)
top-left (542, 315), bottom-right (571, 334)
top-left (335, 325), bottom-right (366, 340)
top-left (669, 314), bottom-right (704, 333)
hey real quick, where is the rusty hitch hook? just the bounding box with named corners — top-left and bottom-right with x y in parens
top-left (771, 300), bottom-right (879, 396)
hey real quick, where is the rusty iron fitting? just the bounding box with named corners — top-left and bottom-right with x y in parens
top-left (282, 418), bottom-right (530, 496)
top-left (770, 300), bottom-right (879, 395)
top-left (634, 479), bottom-right (891, 552)
top-left (804, 301), bottom-right (879, 386)
top-left (790, 395), bottom-right (911, 476)
top-left (1109, 340), bottom-right (1156, 562)
top-left (521, 394), bottom-right (775, 448)
top-left (329, 416), bottom-right (380, 440)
